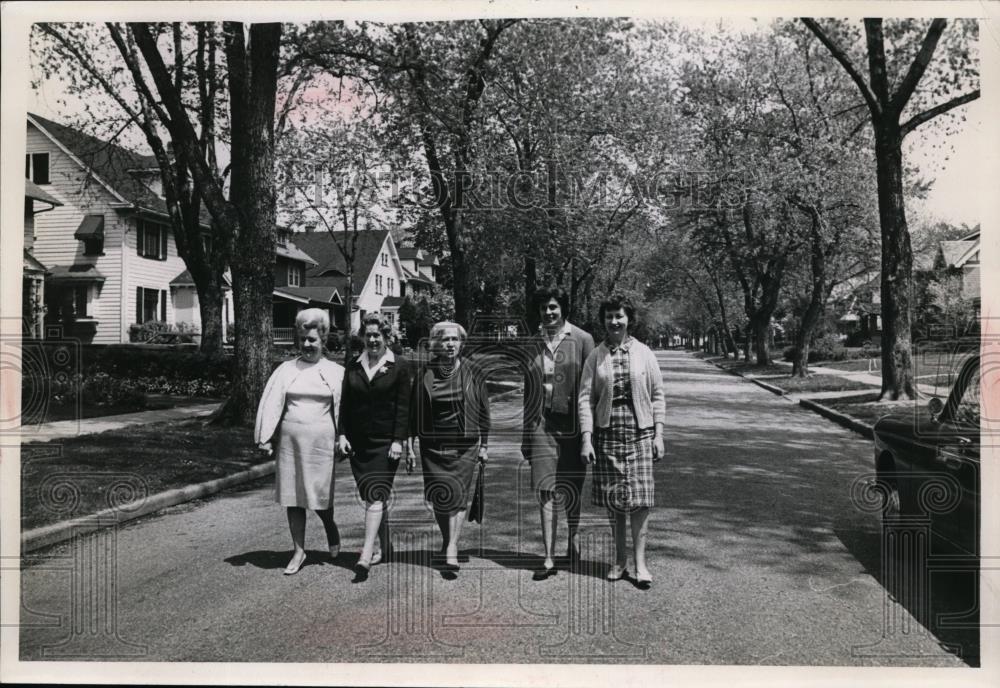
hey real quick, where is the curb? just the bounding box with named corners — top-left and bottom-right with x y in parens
top-left (21, 387), bottom-right (524, 553)
top-left (749, 378), bottom-right (787, 396)
top-left (798, 398), bottom-right (874, 440)
top-left (21, 462), bottom-right (275, 553)
top-left (706, 358), bottom-right (789, 397)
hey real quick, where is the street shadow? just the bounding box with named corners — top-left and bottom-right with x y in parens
top-left (473, 547), bottom-right (615, 582)
top-left (835, 525), bottom-right (980, 666)
top-left (224, 549), bottom-right (356, 572)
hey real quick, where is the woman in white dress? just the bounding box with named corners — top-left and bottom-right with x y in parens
top-left (255, 308), bottom-right (345, 575)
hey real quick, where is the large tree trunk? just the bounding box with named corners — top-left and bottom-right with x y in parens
top-left (223, 23), bottom-right (281, 424)
top-left (792, 209), bottom-right (828, 378)
top-left (196, 278), bottom-right (225, 355)
top-left (751, 315), bottom-right (772, 366)
top-left (874, 124), bottom-right (916, 400)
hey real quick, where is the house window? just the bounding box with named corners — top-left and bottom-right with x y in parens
top-left (137, 219), bottom-right (168, 260)
top-left (375, 275), bottom-right (383, 295)
top-left (47, 285), bottom-right (90, 321)
top-left (25, 153), bottom-right (50, 185)
top-left (385, 311), bottom-right (395, 327)
top-left (287, 263), bottom-right (302, 287)
top-left (387, 277), bottom-right (394, 295)
top-left (136, 287), bottom-right (167, 323)
top-left (83, 237), bottom-right (104, 256)
top-left (381, 252), bottom-right (388, 267)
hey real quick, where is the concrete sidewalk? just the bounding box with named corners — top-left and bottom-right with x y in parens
top-left (20, 402), bottom-right (222, 444)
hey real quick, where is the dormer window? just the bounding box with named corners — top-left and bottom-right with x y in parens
top-left (25, 153), bottom-right (50, 185)
top-left (287, 262), bottom-right (302, 287)
top-left (381, 252), bottom-right (388, 267)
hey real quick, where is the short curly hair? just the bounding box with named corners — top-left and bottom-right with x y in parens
top-left (532, 286), bottom-right (570, 317)
top-left (358, 313), bottom-right (393, 339)
top-left (295, 308), bottom-right (331, 339)
top-left (598, 294), bottom-right (637, 328)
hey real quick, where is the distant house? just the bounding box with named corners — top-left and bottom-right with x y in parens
top-left (267, 227), bottom-right (341, 344)
top-left (24, 113), bottom-right (234, 344)
top-left (289, 229), bottom-right (408, 333)
top-left (396, 246), bottom-right (439, 298)
top-left (933, 228), bottom-right (980, 308)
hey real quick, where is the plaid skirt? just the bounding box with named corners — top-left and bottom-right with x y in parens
top-left (592, 400), bottom-right (655, 510)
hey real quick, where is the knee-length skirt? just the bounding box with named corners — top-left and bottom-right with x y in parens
top-left (420, 439), bottom-right (478, 514)
top-left (524, 414), bottom-right (586, 506)
top-left (274, 417), bottom-right (337, 509)
top-left (592, 401), bottom-right (655, 511)
top-left (349, 437), bottom-right (400, 504)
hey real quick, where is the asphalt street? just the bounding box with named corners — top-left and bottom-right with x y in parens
top-left (18, 350), bottom-right (977, 666)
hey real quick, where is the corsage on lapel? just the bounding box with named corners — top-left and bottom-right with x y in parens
top-left (375, 360), bottom-right (394, 379)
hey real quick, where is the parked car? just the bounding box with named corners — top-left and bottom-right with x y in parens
top-left (872, 354), bottom-right (980, 556)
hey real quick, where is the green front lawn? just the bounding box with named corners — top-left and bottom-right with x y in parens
top-left (815, 359), bottom-right (880, 373)
top-left (21, 418), bottom-right (265, 531)
top-left (770, 374), bottom-right (878, 395)
top-left (26, 395), bottom-right (220, 424)
top-left (820, 394), bottom-right (917, 427)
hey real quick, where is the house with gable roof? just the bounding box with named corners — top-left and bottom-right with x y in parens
top-left (25, 112), bottom-right (238, 344)
top-left (933, 228), bottom-right (981, 309)
top-left (396, 246), bottom-right (439, 298)
top-left (24, 113), bottom-right (325, 346)
top-left (289, 229), bottom-right (412, 334)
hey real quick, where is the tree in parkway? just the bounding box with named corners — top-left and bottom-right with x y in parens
top-left (802, 18), bottom-right (979, 399)
top-left (129, 21), bottom-right (283, 424)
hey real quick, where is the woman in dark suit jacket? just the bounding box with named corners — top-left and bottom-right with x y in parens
top-left (339, 314), bottom-right (412, 579)
top-left (522, 287), bottom-right (595, 579)
top-left (408, 321), bottom-right (490, 572)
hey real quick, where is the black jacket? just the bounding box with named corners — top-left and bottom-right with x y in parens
top-left (339, 355), bottom-right (413, 444)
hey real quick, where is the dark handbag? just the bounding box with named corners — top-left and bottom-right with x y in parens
top-left (468, 461), bottom-right (485, 523)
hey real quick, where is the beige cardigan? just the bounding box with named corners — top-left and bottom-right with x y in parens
top-left (254, 357), bottom-right (344, 446)
top-left (578, 338), bottom-right (665, 434)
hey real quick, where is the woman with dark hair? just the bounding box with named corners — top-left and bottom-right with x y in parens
top-left (522, 286), bottom-right (594, 580)
top-left (409, 321), bottom-right (490, 573)
top-left (339, 313), bottom-right (412, 581)
top-left (255, 308), bottom-right (344, 575)
top-left (579, 294), bottom-right (665, 588)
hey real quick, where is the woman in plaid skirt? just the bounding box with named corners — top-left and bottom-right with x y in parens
top-left (579, 294), bottom-right (665, 588)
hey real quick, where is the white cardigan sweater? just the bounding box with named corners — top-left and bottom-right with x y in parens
top-left (254, 357), bottom-right (344, 446)
top-left (578, 338), bottom-right (665, 434)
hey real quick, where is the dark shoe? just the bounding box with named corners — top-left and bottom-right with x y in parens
top-left (634, 571), bottom-right (653, 590)
top-left (352, 553), bottom-right (372, 583)
top-left (532, 565), bottom-right (558, 581)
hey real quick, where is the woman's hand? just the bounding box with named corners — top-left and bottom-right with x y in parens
top-left (652, 433), bottom-right (665, 462)
top-left (258, 441), bottom-right (273, 457)
top-left (388, 441), bottom-right (403, 462)
top-left (478, 445), bottom-right (489, 464)
top-left (337, 435), bottom-right (352, 461)
top-left (580, 439), bottom-right (596, 465)
top-left (407, 437), bottom-right (418, 470)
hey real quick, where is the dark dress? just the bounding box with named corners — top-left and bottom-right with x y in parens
top-left (412, 360), bottom-right (490, 514)
top-left (339, 354), bottom-right (413, 503)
